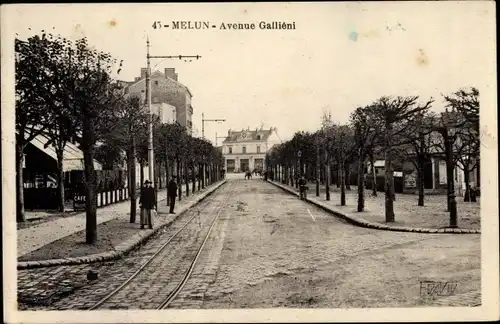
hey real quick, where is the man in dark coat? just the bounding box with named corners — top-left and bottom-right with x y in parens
top-left (167, 176), bottom-right (178, 214)
top-left (139, 180), bottom-right (156, 229)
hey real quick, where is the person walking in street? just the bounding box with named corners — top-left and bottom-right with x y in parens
top-left (139, 180), bottom-right (156, 229)
top-left (167, 176), bottom-right (178, 214)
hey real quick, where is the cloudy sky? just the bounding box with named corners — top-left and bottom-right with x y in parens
top-left (4, 2), bottom-right (495, 144)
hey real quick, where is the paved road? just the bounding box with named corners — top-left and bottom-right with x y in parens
top-left (17, 179), bottom-right (480, 309)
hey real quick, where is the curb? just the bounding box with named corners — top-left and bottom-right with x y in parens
top-left (18, 180), bottom-right (228, 270)
top-left (268, 180), bottom-right (480, 235)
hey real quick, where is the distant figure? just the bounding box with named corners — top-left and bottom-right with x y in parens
top-left (139, 180), bottom-right (156, 229)
top-left (299, 176), bottom-right (308, 199)
top-left (167, 176), bottom-right (178, 214)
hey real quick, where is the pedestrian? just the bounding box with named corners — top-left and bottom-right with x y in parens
top-left (167, 176), bottom-right (178, 214)
top-left (139, 180), bottom-right (156, 229)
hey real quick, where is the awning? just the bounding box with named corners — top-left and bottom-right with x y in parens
top-left (28, 133), bottom-right (102, 171)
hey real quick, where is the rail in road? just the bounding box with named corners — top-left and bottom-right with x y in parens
top-left (88, 181), bottom-right (234, 310)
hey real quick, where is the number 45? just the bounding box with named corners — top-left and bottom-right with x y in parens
top-left (152, 21), bottom-right (162, 29)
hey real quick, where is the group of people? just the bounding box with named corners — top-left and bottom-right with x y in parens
top-left (138, 176), bottom-right (179, 229)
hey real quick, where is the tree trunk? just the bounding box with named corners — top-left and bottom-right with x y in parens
top-left (82, 119), bottom-right (97, 244)
top-left (158, 160), bottom-right (163, 189)
top-left (384, 124), bottom-right (395, 222)
top-left (55, 149), bottom-right (65, 212)
top-left (316, 146), bottom-right (320, 196)
top-left (201, 163), bottom-right (206, 189)
top-left (357, 152), bottom-right (365, 212)
top-left (128, 141), bottom-right (137, 223)
top-left (197, 163), bottom-right (201, 191)
top-left (345, 163), bottom-right (351, 190)
top-left (340, 161), bottom-right (346, 206)
top-left (464, 167), bottom-right (471, 202)
top-left (16, 143), bottom-right (26, 222)
top-left (417, 156), bottom-right (425, 206)
top-left (140, 162), bottom-right (144, 186)
top-left (183, 159), bottom-right (188, 197)
top-left (191, 162), bottom-right (196, 193)
top-left (165, 156), bottom-right (170, 206)
top-left (177, 159), bottom-right (182, 201)
top-left (369, 154), bottom-right (377, 196)
top-left (325, 159), bottom-right (331, 201)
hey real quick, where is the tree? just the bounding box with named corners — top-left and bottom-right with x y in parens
top-left (369, 96), bottom-right (432, 222)
top-left (69, 37), bottom-right (124, 244)
top-left (443, 88), bottom-right (479, 133)
top-left (351, 106), bottom-right (381, 211)
top-left (443, 88), bottom-right (480, 202)
top-left (108, 94), bottom-right (148, 223)
top-left (331, 124), bottom-right (356, 206)
top-left (393, 111), bottom-right (435, 206)
top-left (15, 33), bottom-right (59, 221)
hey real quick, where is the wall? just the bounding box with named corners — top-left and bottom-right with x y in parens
top-left (127, 72), bottom-right (192, 132)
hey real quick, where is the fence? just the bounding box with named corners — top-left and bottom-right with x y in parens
top-left (73, 187), bottom-right (130, 211)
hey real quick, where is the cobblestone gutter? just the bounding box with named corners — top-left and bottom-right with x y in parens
top-left (268, 180), bottom-right (481, 235)
top-left (17, 180), bottom-right (228, 270)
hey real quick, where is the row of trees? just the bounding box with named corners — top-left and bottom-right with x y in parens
top-left (15, 31), bottom-right (223, 243)
top-left (266, 90), bottom-right (480, 226)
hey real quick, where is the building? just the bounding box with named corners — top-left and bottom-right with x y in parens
top-left (152, 102), bottom-right (177, 124)
top-left (366, 129), bottom-right (480, 196)
top-left (125, 68), bottom-right (193, 133)
top-left (222, 127), bottom-right (281, 173)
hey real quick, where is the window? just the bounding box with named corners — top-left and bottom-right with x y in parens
top-left (228, 146), bottom-right (232, 154)
top-left (154, 81), bottom-right (159, 86)
top-left (242, 146), bottom-right (247, 154)
top-left (257, 146), bottom-right (261, 153)
top-left (257, 135), bottom-right (261, 140)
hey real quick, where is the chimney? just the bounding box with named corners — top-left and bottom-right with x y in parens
top-left (134, 77), bottom-right (140, 82)
top-left (140, 68), bottom-right (147, 79)
top-left (164, 68), bottom-right (178, 81)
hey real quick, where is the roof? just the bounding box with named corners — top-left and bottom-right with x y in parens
top-left (222, 128), bottom-right (274, 143)
top-left (126, 70), bottom-right (192, 97)
top-left (26, 132), bottom-right (102, 171)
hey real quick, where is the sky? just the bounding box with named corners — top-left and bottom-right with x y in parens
top-left (4, 2), bottom-right (496, 144)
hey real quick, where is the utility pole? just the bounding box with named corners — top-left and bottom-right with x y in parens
top-left (202, 112), bottom-right (226, 138)
top-left (145, 37), bottom-right (201, 191)
top-left (215, 132), bottom-right (227, 147)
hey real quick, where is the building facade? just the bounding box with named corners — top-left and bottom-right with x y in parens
top-left (125, 68), bottom-right (193, 133)
top-left (366, 129), bottom-right (480, 196)
top-left (222, 127), bottom-right (280, 173)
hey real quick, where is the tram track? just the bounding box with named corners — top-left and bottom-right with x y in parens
top-left (88, 181), bottom-right (233, 310)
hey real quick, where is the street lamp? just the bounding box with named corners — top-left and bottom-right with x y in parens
top-left (443, 109), bottom-right (458, 228)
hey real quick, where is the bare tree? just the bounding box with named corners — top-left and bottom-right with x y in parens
top-left (368, 96), bottom-right (433, 222)
top-left (15, 33), bottom-right (60, 221)
top-left (394, 111), bottom-right (435, 206)
top-left (350, 106), bottom-right (382, 211)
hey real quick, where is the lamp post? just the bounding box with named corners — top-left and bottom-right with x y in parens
top-left (202, 113), bottom-right (225, 139)
top-left (443, 110), bottom-right (458, 228)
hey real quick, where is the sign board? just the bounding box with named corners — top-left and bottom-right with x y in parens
top-left (73, 194), bottom-right (86, 211)
top-left (404, 171), bottom-right (417, 188)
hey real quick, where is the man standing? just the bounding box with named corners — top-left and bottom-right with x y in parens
top-left (167, 176), bottom-right (178, 214)
top-left (139, 180), bottom-right (156, 229)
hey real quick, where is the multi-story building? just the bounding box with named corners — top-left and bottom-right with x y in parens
top-left (125, 68), bottom-right (193, 133)
top-left (222, 127), bottom-right (281, 173)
